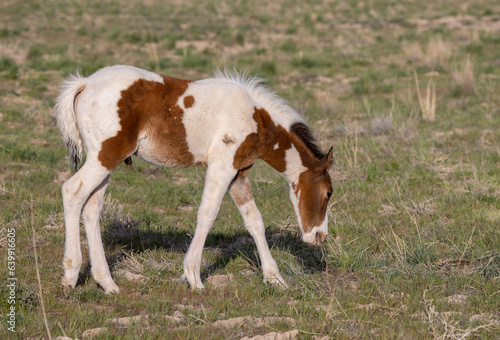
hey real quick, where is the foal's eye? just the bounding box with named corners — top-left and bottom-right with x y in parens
top-left (327, 192), bottom-right (332, 199)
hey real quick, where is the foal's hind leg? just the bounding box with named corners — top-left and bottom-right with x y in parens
top-left (229, 169), bottom-right (288, 288)
top-left (82, 175), bottom-right (119, 294)
top-left (61, 159), bottom-right (111, 291)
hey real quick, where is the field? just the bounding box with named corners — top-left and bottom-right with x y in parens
top-left (0, 0), bottom-right (499, 338)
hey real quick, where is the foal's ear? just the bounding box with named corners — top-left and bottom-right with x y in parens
top-left (320, 147), bottom-right (333, 169)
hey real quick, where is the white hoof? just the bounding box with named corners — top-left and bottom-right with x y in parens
top-left (62, 276), bottom-right (78, 290)
top-left (181, 273), bottom-right (205, 291)
top-left (263, 274), bottom-right (289, 289)
top-left (100, 280), bottom-right (120, 294)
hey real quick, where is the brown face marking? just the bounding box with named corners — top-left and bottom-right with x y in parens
top-left (98, 76), bottom-right (194, 170)
top-left (296, 168), bottom-right (333, 232)
top-left (183, 95), bottom-right (195, 109)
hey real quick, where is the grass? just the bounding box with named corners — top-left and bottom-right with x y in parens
top-left (0, 0), bottom-right (499, 338)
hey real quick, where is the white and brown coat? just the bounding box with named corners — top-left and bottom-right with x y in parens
top-left (55, 65), bottom-right (333, 293)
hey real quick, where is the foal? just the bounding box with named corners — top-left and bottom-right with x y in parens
top-left (55, 65), bottom-right (333, 293)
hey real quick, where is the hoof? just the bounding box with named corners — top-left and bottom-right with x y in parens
top-left (181, 274), bottom-right (205, 291)
top-left (100, 280), bottom-right (120, 294)
top-left (263, 275), bottom-right (289, 289)
top-left (62, 276), bottom-right (77, 289)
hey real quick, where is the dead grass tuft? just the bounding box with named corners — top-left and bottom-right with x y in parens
top-left (117, 251), bottom-right (144, 273)
top-left (378, 204), bottom-right (397, 216)
top-left (370, 116), bottom-right (392, 135)
top-left (406, 199), bottom-right (436, 216)
top-left (424, 37), bottom-right (453, 70)
top-left (452, 55), bottom-right (476, 96)
top-left (414, 71), bottom-right (436, 122)
top-left (423, 292), bottom-right (496, 339)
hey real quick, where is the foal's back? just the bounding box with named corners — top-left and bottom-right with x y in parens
top-left (77, 65), bottom-right (259, 170)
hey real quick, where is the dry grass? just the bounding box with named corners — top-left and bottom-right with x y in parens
top-left (423, 291), bottom-right (497, 339)
top-left (414, 71), bottom-right (437, 122)
top-left (452, 55), bottom-right (476, 96)
top-left (425, 37), bottom-right (453, 70)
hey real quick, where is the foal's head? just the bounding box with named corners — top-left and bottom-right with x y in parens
top-left (289, 148), bottom-right (333, 246)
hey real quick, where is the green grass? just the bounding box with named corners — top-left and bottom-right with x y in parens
top-left (0, 0), bottom-right (499, 338)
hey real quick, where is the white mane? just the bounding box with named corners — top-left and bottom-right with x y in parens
top-left (212, 68), bottom-right (307, 129)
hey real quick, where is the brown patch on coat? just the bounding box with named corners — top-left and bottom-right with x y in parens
top-left (62, 257), bottom-right (72, 269)
top-left (232, 108), bottom-right (291, 172)
top-left (222, 134), bottom-right (236, 145)
top-left (183, 95), bottom-right (195, 108)
top-left (98, 76), bottom-right (194, 170)
top-left (74, 179), bottom-right (84, 196)
top-left (229, 165), bottom-right (254, 206)
top-left (233, 107), bottom-right (322, 172)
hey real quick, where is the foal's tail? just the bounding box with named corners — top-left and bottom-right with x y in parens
top-left (55, 72), bottom-right (87, 172)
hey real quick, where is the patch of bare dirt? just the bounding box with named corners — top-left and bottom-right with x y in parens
top-left (115, 270), bottom-right (147, 282)
top-left (408, 15), bottom-right (500, 34)
top-left (175, 303), bottom-right (208, 313)
top-left (175, 39), bottom-right (218, 52)
top-left (172, 176), bottom-right (189, 185)
top-left (164, 310), bottom-right (186, 323)
top-left (469, 313), bottom-right (500, 325)
top-left (81, 327), bottom-right (107, 339)
top-left (177, 204), bottom-right (195, 212)
top-left (108, 314), bottom-right (149, 329)
top-left (212, 316), bottom-right (295, 329)
top-left (240, 329), bottom-right (299, 340)
top-left (206, 273), bottom-right (234, 288)
top-left (445, 294), bottom-right (468, 305)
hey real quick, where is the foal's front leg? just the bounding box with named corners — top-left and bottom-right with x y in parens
top-left (229, 170), bottom-right (288, 288)
top-left (182, 163), bottom-right (237, 290)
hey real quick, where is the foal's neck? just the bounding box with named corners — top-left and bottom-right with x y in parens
top-left (257, 109), bottom-right (317, 185)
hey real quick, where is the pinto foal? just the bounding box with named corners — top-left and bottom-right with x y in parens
top-left (55, 65), bottom-right (333, 293)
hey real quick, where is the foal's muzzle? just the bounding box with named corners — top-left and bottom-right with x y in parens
top-left (310, 231), bottom-right (328, 246)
